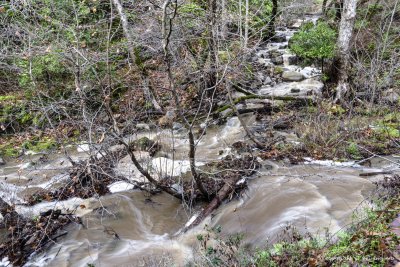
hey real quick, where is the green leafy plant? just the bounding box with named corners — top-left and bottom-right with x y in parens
top-left (290, 21), bottom-right (336, 71)
top-left (346, 142), bottom-right (362, 159)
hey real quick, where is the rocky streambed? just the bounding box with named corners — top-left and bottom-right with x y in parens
top-left (1, 15), bottom-right (400, 267)
top-left (1, 114), bottom-right (399, 266)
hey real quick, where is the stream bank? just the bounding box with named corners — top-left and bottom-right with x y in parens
top-left (0, 12), bottom-right (399, 267)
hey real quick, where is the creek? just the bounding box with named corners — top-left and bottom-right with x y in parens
top-left (1, 14), bottom-right (399, 267)
top-left (1, 115), bottom-right (399, 266)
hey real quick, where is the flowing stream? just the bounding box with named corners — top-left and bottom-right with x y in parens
top-left (1, 15), bottom-right (400, 267)
top-left (1, 115), bottom-right (399, 267)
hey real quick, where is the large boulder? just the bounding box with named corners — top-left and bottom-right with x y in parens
top-left (0, 157), bottom-right (5, 165)
top-left (282, 71), bottom-right (305, 82)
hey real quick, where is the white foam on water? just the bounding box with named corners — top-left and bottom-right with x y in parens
top-left (151, 157), bottom-right (205, 178)
top-left (0, 257), bottom-right (11, 267)
top-left (77, 144), bottom-right (90, 153)
top-left (304, 157), bottom-right (362, 168)
top-left (15, 197), bottom-right (92, 218)
top-left (108, 181), bottom-right (135, 193)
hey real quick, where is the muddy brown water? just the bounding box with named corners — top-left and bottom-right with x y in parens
top-left (1, 116), bottom-right (399, 267)
top-left (1, 14), bottom-right (400, 265)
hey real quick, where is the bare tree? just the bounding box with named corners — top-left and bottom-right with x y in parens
top-left (267, 0), bottom-right (279, 39)
top-left (334, 0), bottom-right (358, 103)
top-left (161, 0), bottom-right (210, 199)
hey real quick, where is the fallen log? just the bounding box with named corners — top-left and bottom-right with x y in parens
top-left (237, 106), bottom-right (273, 115)
top-left (359, 171), bottom-right (393, 177)
top-left (183, 173), bottom-right (241, 232)
top-left (216, 94), bottom-right (314, 113)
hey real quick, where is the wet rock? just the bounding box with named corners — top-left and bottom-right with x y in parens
top-left (251, 80), bottom-right (262, 90)
top-left (271, 56), bottom-right (283, 65)
top-left (257, 58), bottom-right (270, 66)
top-left (270, 50), bottom-right (283, 58)
top-left (291, 20), bottom-right (303, 29)
top-left (290, 88), bottom-right (301, 93)
top-left (256, 50), bottom-right (269, 58)
top-left (271, 34), bottom-right (287, 42)
top-left (263, 76), bottom-right (273, 85)
top-left (278, 43), bottom-right (288, 49)
top-left (282, 71), bottom-right (305, 82)
top-left (300, 67), bottom-right (321, 78)
top-left (172, 122), bottom-right (184, 131)
top-left (0, 157), bottom-right (5, 166)
top-left (285, 55), bottom-right (298, 65)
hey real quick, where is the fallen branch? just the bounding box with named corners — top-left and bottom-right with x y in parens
top-left (182, 155), bottom-right (260, 231)
top-left (216, 94), bottom-right (313, 113)
top-left (183, 173), bottom-right (241, 232)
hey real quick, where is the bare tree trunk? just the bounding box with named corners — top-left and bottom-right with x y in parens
top-left (220, 0), bottom-right (228, 39)
top-left (112, 0), bottom-right (163, 113)
top-left (334, 0), bottom-right (358, 103)
top-left (267, 0), bottom-right (278, 39)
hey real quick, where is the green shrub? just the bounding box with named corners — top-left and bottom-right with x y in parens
top-left (290, 21), bottom-right (336, 64)
top-left (346, 142), bottom-right (362, 159)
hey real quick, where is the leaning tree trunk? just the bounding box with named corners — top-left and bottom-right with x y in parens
top-left (334, 0), bottom-right (358, 103)
top-left (112, 0), bottom-right (163, 113)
